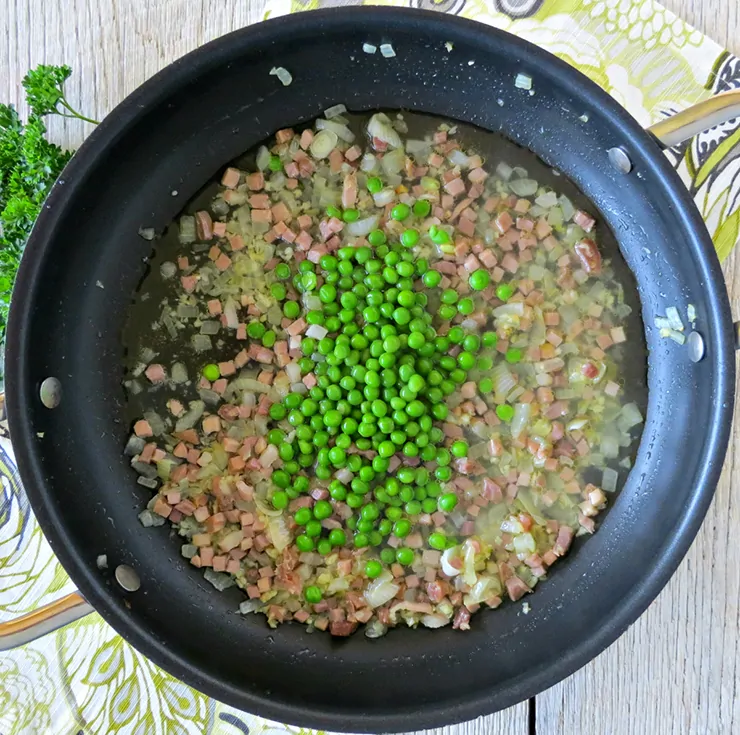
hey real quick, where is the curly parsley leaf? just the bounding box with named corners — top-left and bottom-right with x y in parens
top-left (1, 65), bottom-right (96, 361)
top-left (22, 64), bottom-right (99, 124)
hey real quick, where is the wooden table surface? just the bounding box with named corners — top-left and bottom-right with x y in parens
top-left (1, 1), bottom-right (739, 734)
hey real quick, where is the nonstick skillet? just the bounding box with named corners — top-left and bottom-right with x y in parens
top-left (3, 8), bottom-right (739, 733)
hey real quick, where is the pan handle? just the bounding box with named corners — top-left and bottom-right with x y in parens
top-left (0, 591), bottom-right (94, 651)
top-left (647, 90), bottom-right (740, 148)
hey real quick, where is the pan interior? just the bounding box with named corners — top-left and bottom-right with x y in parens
top-left (7, 10), bottom-right (733, 731)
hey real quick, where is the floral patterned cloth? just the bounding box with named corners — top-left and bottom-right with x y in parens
top-left (2, 1), bottom-right (739, 733)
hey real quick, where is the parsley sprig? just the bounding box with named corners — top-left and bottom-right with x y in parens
top-left (0, 65), bottom-right (98, 356)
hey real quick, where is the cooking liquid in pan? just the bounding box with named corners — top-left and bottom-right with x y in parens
top-left (121, 110), bottom-right (648, 635)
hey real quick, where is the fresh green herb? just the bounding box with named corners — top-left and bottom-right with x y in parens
top-left (0, 65), bottom-right (97, 357)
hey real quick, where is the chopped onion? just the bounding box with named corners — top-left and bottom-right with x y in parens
top-left (204, 569), bottom-right (237, 591)
top-left (335, 467), bottom-right (354, 485)
top-left (268, 515), bottom-right (290, 552)
top-left (223, 299), bottom-right (239, 329)
top-left (306, 324), bottom-right (328, 339)
top-left (364, 570), bottom-right (400, 608)
top-left (191, 334), bottom-right (212, 352)
top-left (316, 118), bottom-right (355, 143)
top-left (406, 139), bottom-right (430, 156)
top-left (365, 620), bottom-right (388, 638)
top-left (367, 113), bottom-right (402, 148)
top-left (240, 599), bottom-right (263, 614)
top-left (178, 216), bottom-right (196, 244)
top-left (510, 403), bottom-right (531, 440)
top-left (381, 148), bottom-right (406, 175)
top-left (310, 129), bottom-right (339, 159)
top-left (462, 540), bottom-right (477, 586)
top-left (665, 306), bottom-right (684, 332)
top-left (171, 362), bottom-right (188, 384)
top-left (379, 43), bottom-right (396, 58)
top-left (496, 162), bottom-right (513, 181)
top-left (620, 403), bottom-right (643, 428)
top-left (285, 362), bottom-right (302, 383)
top-left (174, 400), bottom-right (204, 432)
top-left (559, 194), bottom-right (575, 221)
top-left (659, 328), bottom-right (686, 344)
top-left (259, 444), bottom-right (279, 469)
top-left (269, 66), bottom-right (293, 86)
top-left (138, 509), bottom-right (165, 528)
top-left (324, 103), bottom-right (347, 119)
top-left (160, 261), bottom-right (176, 279)
top-left (362, 43), bottom-right (377, 54)
top-left (373, 188), bottom-right (396, 207)
top-left (360, 153), bottom-right (379, 173)
top-left (421, 614), bottom-right (450, 629)
top-left (447, 149), bottom-right (470, 168)
top-left (687, 303), bottom-right (697, 324)
top-left (138, 226), bottom-right (155, 241)
top-left (440, 546), bottom-right (462, 577)
top-left (535, 191), bottom-right (558, 208)
top-left (346, 214), bottom-right (380, 237)
top-left (493, 302), bottom-right (525, 318)
top-left (256, 146), bottom-right (271, 171)
top-left (509, 178), bottom-right (538, 197)
top-left (96, 554), bottom-right (108, 569)
top-left (515, 73), bottom-right (533, 90)
top-left (602, 467), bottom-right (619, 493)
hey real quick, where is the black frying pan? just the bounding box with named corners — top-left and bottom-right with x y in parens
top-left (4, 8), bottom-right (737, 732)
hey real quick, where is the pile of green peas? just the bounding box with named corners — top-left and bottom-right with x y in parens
top-left (243, 207), bottom-right (510, 590)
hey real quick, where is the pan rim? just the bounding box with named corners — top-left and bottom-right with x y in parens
top-left (5, 6), bottom-right (735, 731)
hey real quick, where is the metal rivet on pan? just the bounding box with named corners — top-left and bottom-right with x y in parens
top-left (687, 331), bottom-right (705, 362)
top-left (115, 565), bottom-right (141, 592)
top-left (39, 377), bottom-right (61, 409)
top-left (607, 147), bottom-right (633, 174)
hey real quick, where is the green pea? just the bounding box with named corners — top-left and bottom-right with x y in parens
top-left (496, 283), bottom-right (515, 302)
top-left (380, 548), bottom-right (396, 564)
top-left (304, 585), bottom-right (322, 604)
top-left (330, 479), bottom-right (349, 500)
top-left (506, 347), bottom-right (523, 364)
top-left (438, 493), bottom-right (458, 513)
top-left (396, 547), bottom-right (414, 565)
top-left (367, 176), bottom-right (383, 193)
top-left (496, 404), bottom-right (514, 422)
top-left (202, 363), bottom-right (220, 382)
top-left (247, 321), bottom-right (266, 339)
top-left (296, 535), bottom-right (314, 552)
top-left (315, 538), bottom-right (331, 555)
top-left (295, 507), bottom-right (312, 525)
top-left (393, 519), bottom-right (412, 538)
top-left (469, 269), bottom-right (491, 291)
top-left (422, 270), bottom-right (441, 288)
top-left (368, 229), bottom-right (387, 247)
top-left (328, 528), bottom-right (347, 546)
top-left (457, 297), bottom-right (475, 315)
top-left (428, 532), bottom-right (447, 550)
top-left (262, 330), bottom-right (277, 348)
top-left (313, 500), bottom-right (333, 520)
top-left (354, 533), bottom-right (369, 548)
top-left (429, 225), bottom-right (451, 245)
top-left (275, 263), bottom-right (291, 280)
top-left (413, 199), bottom-right (431, 217)
top-left (391, 203), bottom-right (411, 221)
top-left (271, 491), bottom-right (288, 510)
top-left (400, 228), bottom-right (420, 248)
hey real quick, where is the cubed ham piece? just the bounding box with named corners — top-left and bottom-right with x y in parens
top-left (553, 525), bottom-right (574, 556)
top-left (144, 364), bottom-right (166, 383)
top-left (221, 167), bottom-right (240, 188)
top-left (133, 420), bottom-right (153, 438)
top-left (505, 576), bottom-right (530, 601)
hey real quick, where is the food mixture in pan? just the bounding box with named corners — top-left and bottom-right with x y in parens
top-left (123, 108), bottom-right (645, 637)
